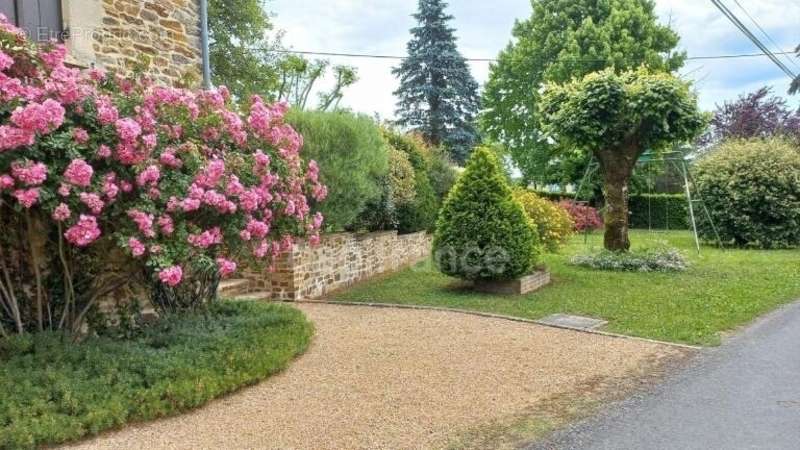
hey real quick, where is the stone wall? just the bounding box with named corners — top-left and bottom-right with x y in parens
top-left (242, 231), bottom-right (432, 300)
top-left (64, 0), bottom-right (202, 86)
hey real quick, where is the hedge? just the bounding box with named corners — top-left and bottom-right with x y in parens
top-left (287, 110), bottom-right (388, 231)
top-left (628, 194), bottom-right (689, 230)
top-left (534, 191), bottom-right (689, 230)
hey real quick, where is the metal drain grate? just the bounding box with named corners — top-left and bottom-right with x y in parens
top-left (539, 314), bottom-right (608, 330)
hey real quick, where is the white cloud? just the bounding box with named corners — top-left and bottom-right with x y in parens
top-left (269, 0), bottom-right (800, 117)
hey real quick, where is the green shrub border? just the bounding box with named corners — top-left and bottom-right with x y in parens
top-left (628, 194), bottom-right (689, 230)
top-left (534, 191), bottom-right (689, 230)
top-left (0, 302), bottom-right (313, 449)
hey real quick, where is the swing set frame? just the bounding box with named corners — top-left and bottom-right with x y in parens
top-left (570, 149), bottom-right (723, 253)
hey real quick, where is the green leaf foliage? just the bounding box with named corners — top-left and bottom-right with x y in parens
top-left (694, 138), bottom-right (800, 249)
top-left (481, 0), bottom-right (685, 184)
top-left (513, 188), bottom-right (575, 252)
top-left (0, 302), bottom-right (312, 449)
top-left (628, 194), bottom-right (689, 229)
top-left (208, 0), bottom-right (282, 100)
top-left (433, 148), bottom-right (540, 281)
top-left (540, 68), bottom-right (705, 250)
top-left (385, 130), bottom-right (457, 233)
top-left (287, 110), bottom-right (389, 231)
top-left (398, 171), bottom-right (438, 234)
top-left (348, 148), bottom-right (416, 233)
top-left (539, 68), bottom-right (706, 155)
top-left (387, 148), bottom-right (418, 205)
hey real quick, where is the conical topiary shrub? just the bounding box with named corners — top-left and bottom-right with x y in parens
top-left (433, 147), bottom-right (540, 281)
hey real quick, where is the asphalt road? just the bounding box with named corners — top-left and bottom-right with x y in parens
top-left (528, 300), bottom-right (800, 450)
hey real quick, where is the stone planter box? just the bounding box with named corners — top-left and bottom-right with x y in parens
top-left (473, 270), bottom-right (551, 295)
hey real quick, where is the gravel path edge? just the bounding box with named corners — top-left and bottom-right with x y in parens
top-left (280, 299), bottom-right (703, 351)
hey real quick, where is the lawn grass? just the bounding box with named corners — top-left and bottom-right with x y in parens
top-left (331, 230), bottom-right (800, 346)
top-left (0, 301), bottom-right (313, 449)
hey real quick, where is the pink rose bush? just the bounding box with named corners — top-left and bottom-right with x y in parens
top-left (0, 16), bottom-right (326, 332)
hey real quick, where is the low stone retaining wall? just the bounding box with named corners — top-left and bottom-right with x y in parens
top-left (242, 231), bottom-right (432, 300)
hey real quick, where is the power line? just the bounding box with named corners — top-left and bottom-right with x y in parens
top-left (732, 0), bottom-right (800, 71)
top-left (710, 0), bottom-right (796, 80)
top-left (263, 47), bottom-right (796, 63)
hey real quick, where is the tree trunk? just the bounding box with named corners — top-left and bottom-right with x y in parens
top-left (597, 149), bottom-right (638, 252)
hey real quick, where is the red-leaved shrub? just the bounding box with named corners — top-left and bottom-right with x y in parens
top-left (559, 201), bottom-right (603, 232)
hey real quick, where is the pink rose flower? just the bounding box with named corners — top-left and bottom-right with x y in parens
top-left (158, 265), bottom-right (183, 287)
top-left (0, 174), bottom-right (14, 190)
top-left (216, 258), bottom-right (237, 277)
top-left (79, 192), bottom-right (105, 215)
top-left (156, 215), bottom-right (173, 235)
top-left (187, 227), bottom-right (223, 248)
top-left (115, 118), bottom-right (141, 142)
top-left (10, 99), bottom-right (65, 134)
top-left (72, 127), bottom-right (89, 144)
top-left (64, 215), bottom-right (101, 247)
top-left (11, 161), bottom-right (47, 186)
top-left (127, 209), bottom-right (156, 237)
top-left (312, 212), bottom-right (324, 230)
top-left (63, 159), bottom-right (93, 187)
top-left (52, 203), bottom-right (71, 221)
top-left (12, 188), bottom-right (39, 208)
top-left (58, 183), bottom-right (71, 196)
top-left (136, 164), bottom-right (161, 187)
top-left (0, 50), bottom-right (13, 71)
top-left (246, 219), bottom-right (269, 239)
top-left (96, 144), bottom-right (112, 158)
top-left (159, 151), bottom-right (182, 168)
top-left (128, 237), bottom-right (146, 257)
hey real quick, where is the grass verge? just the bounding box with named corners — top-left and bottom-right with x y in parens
top-left (332, 231), bottom-right (800, 346)
top-left (0, 301), bottom-right (313, 449)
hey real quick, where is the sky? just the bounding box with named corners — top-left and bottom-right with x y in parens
top-left (269, 0), bottom-right (800, 118)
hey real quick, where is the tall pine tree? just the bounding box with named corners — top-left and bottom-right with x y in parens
top-left (393, 0), bottom-right (480, 164)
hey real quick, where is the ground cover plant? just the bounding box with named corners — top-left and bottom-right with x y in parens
top-left (570, 247), bottom-right (688, 272)
top-left (332, 231), bottom-right (800, 346)
top-left (0, 301), bottom-right (313, 449)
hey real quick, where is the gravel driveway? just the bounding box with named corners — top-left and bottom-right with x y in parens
top-left (63, 303), bottom-right (688, 449)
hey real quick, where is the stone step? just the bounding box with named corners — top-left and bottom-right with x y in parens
top-left (232, 291), bottom-right (273, 301)
top-left (217, 278), bottom-right (252, 297)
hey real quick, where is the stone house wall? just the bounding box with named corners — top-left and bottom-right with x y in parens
top-left (63, 0), bottom-right (202, 86)
top-left (242, 231), bottom-right (433, 300)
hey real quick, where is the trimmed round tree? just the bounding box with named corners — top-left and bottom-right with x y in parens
top-left (540, 68), bottom-right (706, 251)
top-left (433, 148), bottom-right (540, 281)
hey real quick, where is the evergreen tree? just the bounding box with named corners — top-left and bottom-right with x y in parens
top-left (393, 0), bottom-right (480, 164)
top-left (433, 148), bottom-right (539, 281)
